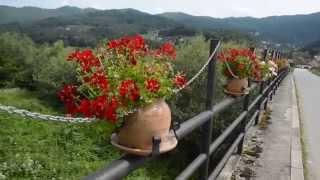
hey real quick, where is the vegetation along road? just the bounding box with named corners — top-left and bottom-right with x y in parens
top-left (294, 68), bottom-right (320, 180)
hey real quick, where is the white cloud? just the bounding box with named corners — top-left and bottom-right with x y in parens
top-left (231, 6), bottom-right (257, 17)
top-left (60, 0), bottom-right (70, 6)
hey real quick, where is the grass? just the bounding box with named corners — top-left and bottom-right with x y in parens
top-left (310, 68), bottom-right (320, 76)
top-left (0, 112), bottom-right (120, 179)
top-left (0, 88), bottom-right (63, 115)
top-left (0, 88), bottom-right (185, 179)
top-left (293, 80), bottom-right (309, 180)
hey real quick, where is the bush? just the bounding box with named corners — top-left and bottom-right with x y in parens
top-left (31, 40), bottom-right (77, 96)
top-left (0, 32), bottom-right (36, 87)
top-left (0, 32), bottom-right (77, 103)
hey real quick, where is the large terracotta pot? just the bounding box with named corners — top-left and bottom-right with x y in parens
top-left (112, 99), bottom-right (177, 156)
top-left (224, 78), bottom-right (249, 96)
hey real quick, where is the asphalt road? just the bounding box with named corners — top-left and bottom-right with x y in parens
top-left (294, 68), bottom-right (320, 180)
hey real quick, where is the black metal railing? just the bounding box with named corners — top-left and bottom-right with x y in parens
top-left (84, 40), bottom-right (289, 180)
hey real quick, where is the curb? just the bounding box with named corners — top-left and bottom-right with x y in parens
top-left (291, 77), bottom-right (305, 180)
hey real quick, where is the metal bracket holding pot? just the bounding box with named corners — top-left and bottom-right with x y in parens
top-left (150, 121), bottom-right (180, 157)
top-left (151, 136), bottom-right (161, 157)
top-left (172, 121), bottom-right (180, 139)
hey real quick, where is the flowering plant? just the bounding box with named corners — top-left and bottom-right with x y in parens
top-left (268, 60), bottom-right (278, 76)
top-left (58, 35), bottom-right (187, 123)
top-left (218, 48), bottom-right (259, 80)
top-left (256, 61), bottom-right (272, 80)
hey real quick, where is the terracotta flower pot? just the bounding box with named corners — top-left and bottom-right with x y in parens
top-left (224, 78), bottom-right (249, 96)
top-left (111, 99), bottom-right (177, 156)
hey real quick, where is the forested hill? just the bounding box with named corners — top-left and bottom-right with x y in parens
top-left (159, 12), bottom-right (320, 45)
top-left (0, 5), bottom-right (97, 24)
top-left (302, 40), bottom-right (320, 56)
top-left (0, 8), bottom-right (188, 46)
top-left (2, 5), bottom-right (320, 46)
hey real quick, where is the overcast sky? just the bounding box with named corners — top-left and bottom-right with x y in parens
top-left (1, 0), bottom-right (320, 18)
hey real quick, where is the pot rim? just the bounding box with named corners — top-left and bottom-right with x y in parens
top-left (110, 132), bottom-right (177, 156)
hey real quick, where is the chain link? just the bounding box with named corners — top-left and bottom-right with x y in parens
top-left (173, 41), bottom-right (221, 94)
top-left (0, 104), bottom-right (96, 123)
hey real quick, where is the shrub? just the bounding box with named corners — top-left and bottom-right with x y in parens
top-left (0, 32), bottom-right (36, 88)
top-left (31, 41), bottom-right (77, 96)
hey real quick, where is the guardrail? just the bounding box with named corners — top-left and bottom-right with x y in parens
top-left (84, 40), bottom-right (289, 180)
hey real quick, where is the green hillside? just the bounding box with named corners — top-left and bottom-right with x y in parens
top-left (4, 6), bottom-right (319, 46)
top-left (0, 5), bottom-right (97, 24)
top-left (159, 12), bottom-right (320, 44)
top-left (0, 8), bottom-right (189, 46)
top-left (302, 39), bottom-right (320, 56)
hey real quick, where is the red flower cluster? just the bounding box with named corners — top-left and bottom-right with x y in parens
top-left (68, 49), bottom-right (101, 72)
top-left (218, 48), bottom-right (259, 79)
top-left (88, 72), bottom-right (109, 93)
top-left (58, 85), bottom-right (78, 115)
top-left (218, 48), bottom-right (255, 62)
top-left (119, 80), bottom-right (140, 101)
top-left (108, 35), bottom-right (147, 65)
top-left (145, 79), bottom-right (160, 93)
top-left (58, 84), bottom-right (117, 122)
top-left (78, 99), bottom-right (92, 117)
top-left (174, 74), bottom-right (187, 88)
top-left (155, 42), bottom-right (176, 60)
top-left (77, 96), bottom-right (118, 122)
top-left (108, 35), bottom-right (146, 52)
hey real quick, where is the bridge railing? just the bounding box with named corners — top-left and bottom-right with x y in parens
top-left (84, 40), bottom-right (289, 180)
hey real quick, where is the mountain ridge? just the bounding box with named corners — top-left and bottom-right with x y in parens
top-left (0, 7), bottom-right (188, 46)
top-left (1, 5), bottom-right (320, 46)
top-left (0, 5), bottom-right (98, 24)
top-left (159, 11), bottom-right (320, 44)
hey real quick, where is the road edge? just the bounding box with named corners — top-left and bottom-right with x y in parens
top-left (291, 75), bottom-right (305, 180)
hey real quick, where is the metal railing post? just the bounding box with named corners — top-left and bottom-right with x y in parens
top-left (199, 39), bottom-right (220, 180)
top-left (237, 85), bottom-right (250, 154)
top-left (262, 48), bottom-right (268, 62)
top-left (237, 47), bottom-right (254, 154)
top-left (255, 81), bottom-right (264, 125)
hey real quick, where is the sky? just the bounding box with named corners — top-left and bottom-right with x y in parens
top-left (1, 0), bottom-right (320, 18)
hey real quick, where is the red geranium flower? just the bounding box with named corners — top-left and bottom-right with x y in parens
top-left (67, 49), bottom-right (101, 72)
top-left (107, 35), bottom-right (147, 55)
top-left (78, 99), bottom-right (92, 117)
top-left (58, 85), bottom-right (77, 104)
top-left (58, 85), bottom-right (78, 115)
top-left (103, 97), bottom-right (118, 123)
top-left (91, 96), bottom-right (108, 119)
top-left (119, 80), bottom-right (140, 101)
top-left (107, 35), bottom-right (148, 66)
top-left (89, 72), bottom-right (109, 93)
top-left (145, 79), bottom-right (160, 93)
top-left (174, 74), bottom-right (187, 88)
top-left (155, 42), bottom-right (176, 59)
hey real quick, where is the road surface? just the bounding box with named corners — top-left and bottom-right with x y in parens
top-left (294, 68), bottom-right (320, 180)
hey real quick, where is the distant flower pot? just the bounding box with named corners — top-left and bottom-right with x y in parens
top-left (224, 78), bottom-right (249, 96)
top-left (111, 99), bottom-right (177, 156)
